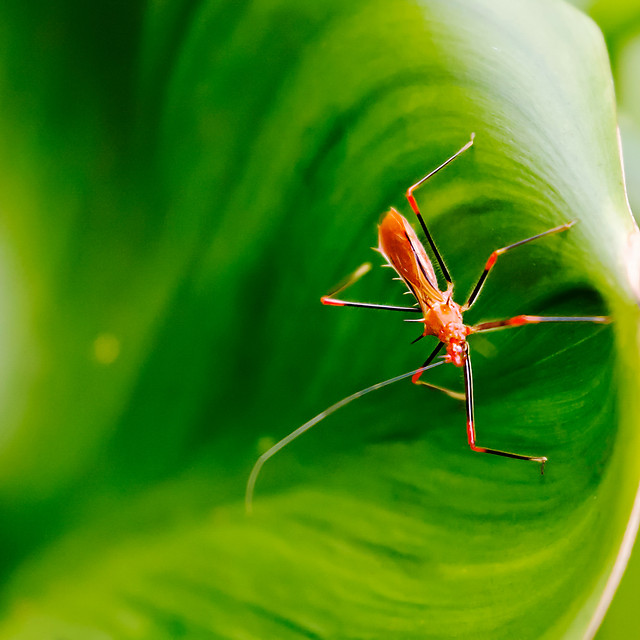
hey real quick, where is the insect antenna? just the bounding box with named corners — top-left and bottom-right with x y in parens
top-left (245, 360), bottom-right (446, 513)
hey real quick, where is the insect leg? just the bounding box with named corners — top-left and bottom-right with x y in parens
top-left (412, 341), bottom-right (464, 400)
top-left (245, 360), bottom-right (447, 513)
top-left (464, 350), bottom-right (547, 472)
top-left (411, 342), bottom-right (445, 384)
top-left (463, 220), bottom-right (576, 311)
top-left (470, 314), bottom-right (610, 333)
top-left (405, 134), bottom-right (475, 285)
top-left (321, 262), bottom-right (421, 313)
top-left (414, 380), bottom-right (465, 401)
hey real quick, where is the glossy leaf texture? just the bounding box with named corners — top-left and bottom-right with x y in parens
top-left (0, 0), bottom-right (637, 639)
top-left (568, 1), bottom-right (640, 637)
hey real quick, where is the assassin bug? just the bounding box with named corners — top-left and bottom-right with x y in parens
top-left (245, 134), bottom-right (609, 513)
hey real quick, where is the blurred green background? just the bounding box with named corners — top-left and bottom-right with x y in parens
top-left (0, 0), bottom-right (638, 638)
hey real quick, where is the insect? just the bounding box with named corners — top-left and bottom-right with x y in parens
top-left (245, 134), bottom-right (609, 513)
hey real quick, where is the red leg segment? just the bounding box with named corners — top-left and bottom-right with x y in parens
top-left (463, 220), bottom-right (577, 311)
top-left (321, 262), bottom-right (421, 313)
top-left (405, 134), bottom-right (475, 285)
top-left (471, 314), bottom-right (610, 333)
top-left (463, 350), bottom-right (547, 473)
top-left (411, 342), bottom-right (444, 384)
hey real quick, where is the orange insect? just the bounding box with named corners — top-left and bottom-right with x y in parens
top-left (246, 134), bottom-right (608, 512)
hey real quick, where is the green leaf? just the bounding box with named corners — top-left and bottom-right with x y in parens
top-left (0, 0), bottom-right (638, 639)
top-left (568, 2), bottom-right (640, 638)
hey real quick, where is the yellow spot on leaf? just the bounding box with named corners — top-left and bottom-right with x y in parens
top-left (93, 333), bottom-right (121, 365)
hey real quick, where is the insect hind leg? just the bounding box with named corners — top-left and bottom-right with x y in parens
top-left (321, 263), bottom-right (421, 313)
top-left (405, 134), bottom-right (475, 285)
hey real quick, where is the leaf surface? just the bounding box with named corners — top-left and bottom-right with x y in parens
top-left (0, 0), bottom-right (637, 638)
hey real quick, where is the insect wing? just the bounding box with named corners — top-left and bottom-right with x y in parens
top-left (378, 209), bottom-right (445, 306)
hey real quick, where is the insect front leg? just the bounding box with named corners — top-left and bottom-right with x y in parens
top-left (414, 380), bottom-right (466, 401)
top-left (411, 343), bottom-right (444, 383)
top-left (411, 342), bottom-right (465, 399)
top-left (245, 360), bottom-right (447, 513)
